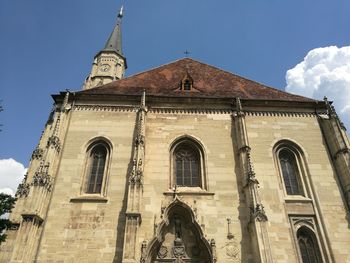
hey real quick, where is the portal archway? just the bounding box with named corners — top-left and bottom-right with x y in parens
top-left (143, 198), bottom-right (214, 263)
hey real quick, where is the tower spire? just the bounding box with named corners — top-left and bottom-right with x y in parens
top-left (83, 5), bottom-right (127, 90)
top-left (103, 6), bottom-right (123, 55)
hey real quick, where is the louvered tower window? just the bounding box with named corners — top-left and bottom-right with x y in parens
top-left (279, 149), bottom-right (302, 195)
top-left (175, 145), bottom-right (200, 187)
top-left (297, 227), bottom-right (322, 263)
top-left (86, 144), bottom-right (107, 193)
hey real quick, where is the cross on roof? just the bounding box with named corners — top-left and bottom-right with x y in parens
top-left (184, 50), bottom-right (190, 57)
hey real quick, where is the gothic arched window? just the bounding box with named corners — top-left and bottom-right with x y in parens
top-left (279, 149), bottom-right (302, 195)
top-left (171, 138), bottom-right (206, 189)
top-left (84, 140), bottom-right (111, 194)
top-left (297, 227), bottom-right (322, 263)
top-left (175, 145), bottom-right (200, 187)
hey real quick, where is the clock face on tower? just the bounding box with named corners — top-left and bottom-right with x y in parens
top-left (99, 64), bottom-right (111, 72)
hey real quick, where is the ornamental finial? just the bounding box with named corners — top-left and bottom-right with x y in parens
top-left (118, 5), bottom-right (123, 19)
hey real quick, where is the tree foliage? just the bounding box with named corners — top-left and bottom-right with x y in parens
top-left (0, 193), bottom-right (16, 244)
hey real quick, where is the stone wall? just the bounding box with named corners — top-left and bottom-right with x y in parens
top-left (3, 102), bottom-right (350, 263)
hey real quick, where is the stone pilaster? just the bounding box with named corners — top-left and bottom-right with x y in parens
top-left (233, 98), bottom-right (273, 263)
top-left (122, 91), bottom-right (147, 262)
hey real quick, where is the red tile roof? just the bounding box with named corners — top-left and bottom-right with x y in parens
top-left (79, 58), bottom-right (313, 102)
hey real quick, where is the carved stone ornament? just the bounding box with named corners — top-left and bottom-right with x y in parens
top-left (173, 245), bottom-right (186, 258)
top-left (324, 96), bottom-right (346, 130)
top-left (226, 245), bottom-right (239, 259)
top-left (252, 203), bottom-right (268, 222)
top-left (22, 214), bottom-right (43, 226)
top-left (32, 163), bottom-right (52, 190)
top-left (31, 147), bottom-right (44, 160)
top-left (246, 151), bottom-right (258, 184)
top-left (157, 245), bottom-right (168, 259)
top-left (15, 182), bottom-right (30, 198)
top-left (140, 240), bottom-right (147, 263)
top-left (9, 223), bottom-right (20, 231)
top-left (224, 239), bottom-right (240, 261)
top-left (32, 172), bottom-right (52, 190)
top-left (135, 134), bottom-right (145, 146)
top-left (226, 218), bottom-right (234, 239)
top-left (47, 135), bottom-right (61, 152)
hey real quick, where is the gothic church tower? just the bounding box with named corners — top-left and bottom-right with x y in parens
top-left (83, 6), bottom-right (127, 90)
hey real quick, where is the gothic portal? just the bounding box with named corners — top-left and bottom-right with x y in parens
top-left (144, 198), bottom-right (213, 263)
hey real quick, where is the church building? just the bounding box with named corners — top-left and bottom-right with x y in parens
top-left (1, 7), bottom-right (350, 263)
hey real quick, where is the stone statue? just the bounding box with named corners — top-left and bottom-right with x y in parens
top-left (174, 215), bottom-right (183, 246)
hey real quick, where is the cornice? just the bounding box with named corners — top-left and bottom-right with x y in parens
top-left (73, 104), bottom-right (324, 117)
top-left (75, 104), bottom-right (136, 112)
top-left (149, 108), bottom-right (232, 114)
top-left (244, 111), bottom-right (323, 117)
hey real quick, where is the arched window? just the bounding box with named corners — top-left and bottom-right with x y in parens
top-left (279, 149), bottom-right (302, 195)
top-left (171, 137), bottom-right (206, 189)
top-left (175, 144), bottom-right (200, 187)
top-left (297, 227), bottom-right (322, 263)
top-left (84, 140), bottom-right (111, 194)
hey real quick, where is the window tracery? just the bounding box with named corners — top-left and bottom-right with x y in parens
top-left (83, 140), bottom-right (111, 195)
top-left (171, 137), bottom-right (206, 190)
top-left (279, 149), bottom-right (302, 195)
top-left (87, 145), bottom-right (107, 193)
top-left (175, 145), bottom-right (200, 187)
top-left (297, 227), bottom-right (322, 263)
top-left (274, 141), bottom-right (306, 197)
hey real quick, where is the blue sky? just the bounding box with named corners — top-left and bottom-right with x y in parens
top-left (1, 0), bottom-right (350, 193)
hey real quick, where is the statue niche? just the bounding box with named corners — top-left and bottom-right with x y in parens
top-left (147, 201), bottom-right (212, 263)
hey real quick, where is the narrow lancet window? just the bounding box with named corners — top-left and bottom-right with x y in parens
top-left (279, 149), bottom-right (302, 195)
top-left (297, 227), bottom-right (322, 263)
top-left (86, 144), bottom-right (107, 194)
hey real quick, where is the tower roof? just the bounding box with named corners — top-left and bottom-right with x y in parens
top-left (78, 58), bottom-right (314, 102)
top-left (102, 6), bottom-right (123, 55)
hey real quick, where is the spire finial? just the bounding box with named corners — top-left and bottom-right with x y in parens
top-left (118, 5), bottom-right (123, 19)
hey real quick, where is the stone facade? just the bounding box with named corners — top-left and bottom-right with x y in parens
top-left (1, 9), bottom-right (350, 263)
top-left (1, 92), bottom-right (350, 262)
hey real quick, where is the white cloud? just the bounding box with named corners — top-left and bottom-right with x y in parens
top-left (286, 46), bottom-right (350, 130)
top-left (0, 159), bottom-right (27, 196)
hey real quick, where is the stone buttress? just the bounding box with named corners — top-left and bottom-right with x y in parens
top-left (0, 92), bottom-right (73, 263)
top-left (232, 98), bottom-right (274, 263)
top-left (122, 91), bottom-right (147, 262)
top-left (318, 97), bottom-right (350, 212)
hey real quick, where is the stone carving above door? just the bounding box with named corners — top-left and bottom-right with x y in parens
top-left (142, 197), bottom-right (215, 263)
